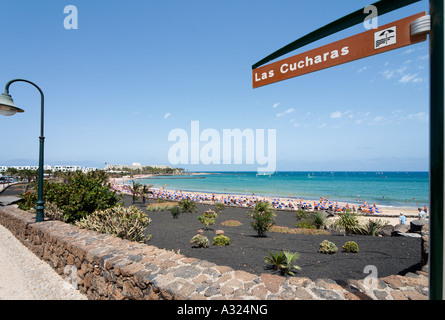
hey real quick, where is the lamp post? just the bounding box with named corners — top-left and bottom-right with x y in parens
top-left (0, 79), bottom-right (45, 222)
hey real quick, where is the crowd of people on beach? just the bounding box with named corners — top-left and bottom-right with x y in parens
top-left (109, 182), bottom-right (384, 214)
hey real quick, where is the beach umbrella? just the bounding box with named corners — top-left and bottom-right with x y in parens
top-left (369, 206), bottom-right (380, 214)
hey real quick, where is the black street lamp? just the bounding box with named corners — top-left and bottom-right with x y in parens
top-left (0, 79), bottom-right (45, 222)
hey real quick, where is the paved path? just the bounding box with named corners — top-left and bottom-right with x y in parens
top-left (0, 221), bottom-right (88, 300)
top-left (0, 183), bottom-right (87, 300)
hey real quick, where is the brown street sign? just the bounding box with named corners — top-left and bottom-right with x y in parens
top-left (252, 11), bottom-right (427, 88)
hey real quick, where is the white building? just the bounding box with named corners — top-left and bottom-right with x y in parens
top-left (105, 163), bottom-right (173, 171)
top-left (0, 165), bottom-right (98, 174)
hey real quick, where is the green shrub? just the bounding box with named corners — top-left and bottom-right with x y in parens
top-left (265, 250), bottom-right (301, 275)
top-left (265, 251), bottom-right (286, 270)
top-left (249, 202), bottom-right (276, 237)
top-left (295, 209), bottom-right (310, 220)
top-left (18, 191), bottom-right (37, 211)
top-left (319, 240), bottom-right (338, 254)
top-left (21, 172), bottom-right (121, 223)
top-left (76, 205), bottom-right (152, 243)
top-left (343, 241), bottom-right (359, 253)
top-left (179, 199), bottom-right (197, 213)
top-left (333, 211), bottom-right (364, 235)
top-left (295, 209), bottom-right (326, 230)
top-left (312, 211), bottom-right (328, 229)
top-left (213, 235), bottom-right (230, 246)
top-left (198, 209), bottom-right (218, 229)
top-left (190, 234), bottom-right (209, 248)
top-left (363, 219), bottom-right (389, 236)
top-left (214, 202), bottom-right (225, 213)
top-left (281, 251), bottom-right (302, 276)
top-left (170, 205), bottom-right (181, 219)
top-left (27, 201), bottom-right (65, 222)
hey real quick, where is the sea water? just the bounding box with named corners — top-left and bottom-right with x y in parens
top-left (136, 171), bottom-right (429, 208)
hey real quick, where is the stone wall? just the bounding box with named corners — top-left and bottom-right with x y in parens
top-left (0, 206), bottom-right (429, 300)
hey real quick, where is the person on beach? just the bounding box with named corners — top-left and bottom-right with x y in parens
top-left (418, 207), bottom-right (427, 220)
top-left (399, 213), bottom-right (407, 225)
top-left (424, 205), bottom-right (428, 215)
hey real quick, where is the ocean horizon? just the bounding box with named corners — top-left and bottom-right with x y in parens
top-left (134, 171), bottom-right (429, 209)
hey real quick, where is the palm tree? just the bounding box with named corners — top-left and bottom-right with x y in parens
top-left (140, 184), bottom-right (153, 204)
top-left (129, 180), bottom-right (142, 204)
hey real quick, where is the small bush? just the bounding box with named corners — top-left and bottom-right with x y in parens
top-left (343, 241), bottom-right (359, 253)
top-left (363, 219), bottom-right (389, 236)
top-left (295, 209), bottom-right (310, 220)
top-left (190, 234), bottom-right (209, 248)
top-left (265, 250), bottom-right (301, 276)
top-left (179, 199), bottom-right (197, 213)
top-left (27, 201), bottom-right (65, 222)
top-left (312, 211), bottom-right (328, 229)
top-left (333, 211), bottom-right (364, 235)
top-left (214, 203), bottom-right (225, 213)
top-left (76, 205), bottom-right (152, 243)
top-left (281, 251), bottom-right (302, 276)
top-left (319, 240), bottom-right (338, 254)
top-left (42, 202), bottom-right (65, 221)
top-left (170, 205), bottom-right (181, 219)
top-left (249, 202), bottom-right (276, 237)
top-left (213, 235), bottom-right (230, 246)
top-left (198, 209), bottom-right (218, 230)
top-left (265, 251), bottom-right (286, 270)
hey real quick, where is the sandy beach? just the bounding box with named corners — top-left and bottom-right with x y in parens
top-left (109, 177), bottom-right (426, 227)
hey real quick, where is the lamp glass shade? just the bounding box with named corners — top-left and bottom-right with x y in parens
top-left (0, 93), bottom-right (25, 116)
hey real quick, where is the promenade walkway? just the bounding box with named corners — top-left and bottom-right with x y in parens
top-left (0, 183), bottom-right (87, 300)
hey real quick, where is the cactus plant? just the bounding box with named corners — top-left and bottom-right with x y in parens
top-left (190, 234), bottom-right (210, 248)
top-left (343, 241), bottom-right (359, 253)
top-left (213, 235), bottom-right (230, 246)
top-left (76, 205), bottom-right (152, 243)
top-left (318, 240), bottom-right (338, 254)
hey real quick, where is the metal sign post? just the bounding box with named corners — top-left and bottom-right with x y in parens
top-left (252, 0), bottom-right (444, 299)
top-left (429, 0), bottom-right (444, 300)
top-left (252, 12), bottom-right (427, 88)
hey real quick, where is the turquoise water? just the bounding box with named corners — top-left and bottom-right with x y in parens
top-left (136, 171), bottom-right (429, 209)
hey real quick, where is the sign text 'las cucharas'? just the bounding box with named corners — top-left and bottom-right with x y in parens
top-left (252, 12), bottom-right (427, 88)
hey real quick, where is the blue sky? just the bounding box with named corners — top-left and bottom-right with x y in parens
top-left (0, 0), bottom-right (430, 171)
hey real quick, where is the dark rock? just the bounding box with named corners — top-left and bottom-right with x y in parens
top-left (378, 224), bottom-right (394, 237)
top-left (410, 219), bottom-right (428, 233)
top-left (392, 224), bottom-right (409, 235)
top-left (421, 224), bottom-right (429, 267)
